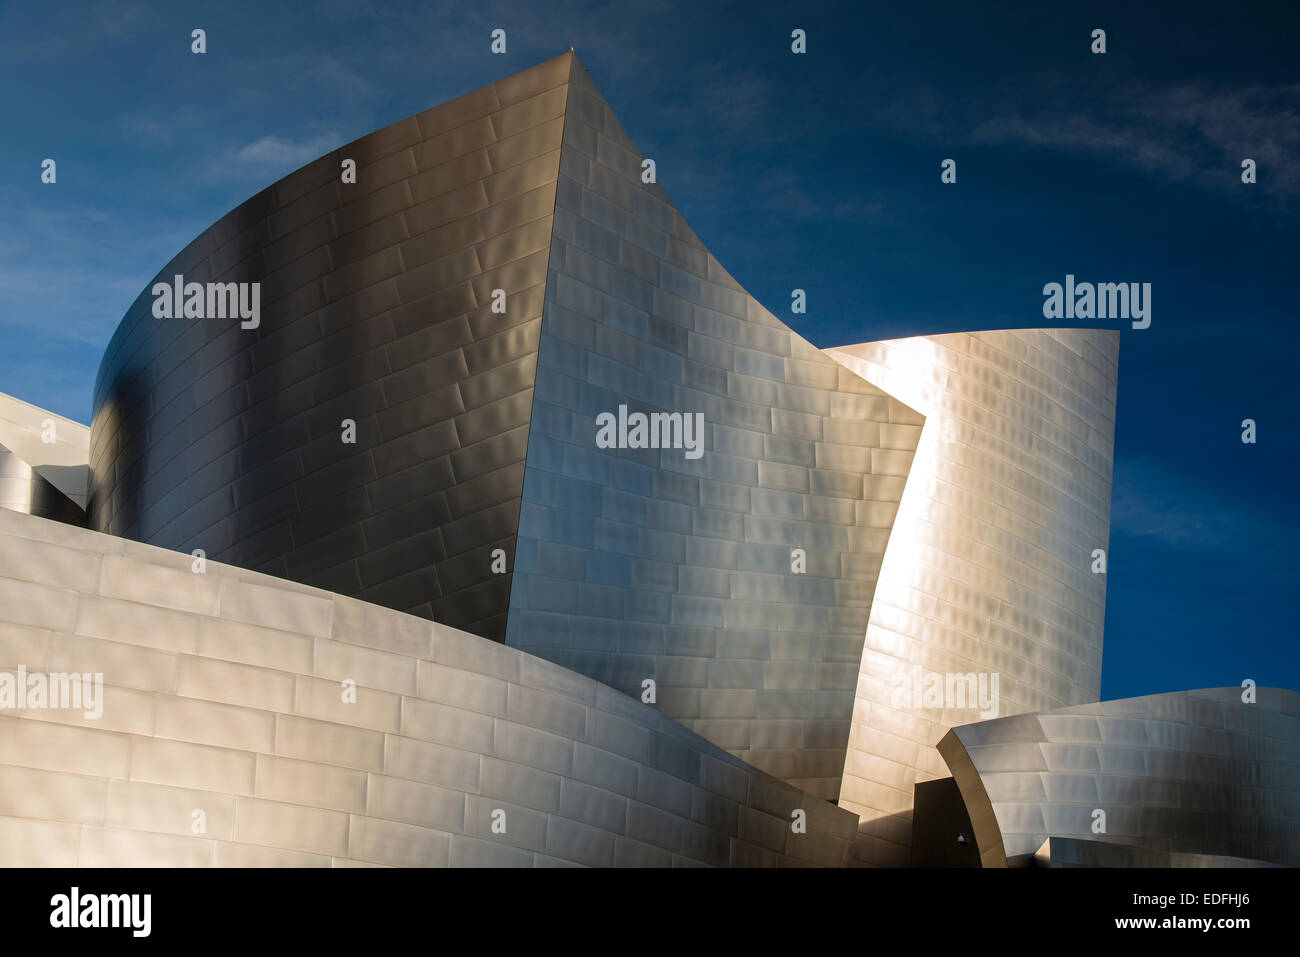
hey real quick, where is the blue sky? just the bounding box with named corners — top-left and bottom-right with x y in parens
top-left (1, 1), bottom-right (1296, 700)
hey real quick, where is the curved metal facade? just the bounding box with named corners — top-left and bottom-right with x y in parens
top-left (89, 54), bottom-right (575, 640)
top-left (88, 53), bottom-right (924, 799)
top-left (825, 330), bottom-right (1118, 863)
top-left (0, 506), bottom-right (859, 867)
top-left (502, 60), bottom-right (922, 800)
top-left (938, 688), bottom-right (1300, 867)
top-left (8, 52), bottom-right (1296, 872)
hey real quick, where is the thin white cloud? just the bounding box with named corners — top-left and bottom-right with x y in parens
top-left (225, 132), bottom-right (343, 177)
top-left (970, 81), bottom-right (1300, 198)
top-left (0, 188), bottom-right (190, 346)
top-left (1110, 456), bottom-right (1281, 554)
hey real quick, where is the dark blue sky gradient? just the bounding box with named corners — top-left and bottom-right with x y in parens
top-left (1, 1), bottom-right (1295, 700)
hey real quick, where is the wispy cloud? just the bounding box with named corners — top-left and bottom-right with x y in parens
top-left (221, 132), bottom-right (343, 180)
top-left (1110, 456), bottom-right (1285, 557)
top-left (970, 82), bottom-right (1300, 197)
top-left (185, 131), bottom-right (345, 191)
top-left (0, 188), bottom-right (190, 346)
top-left (971, 114), bottom-right (1197, 177)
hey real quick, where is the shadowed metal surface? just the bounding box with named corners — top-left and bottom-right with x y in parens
top-left (89, 54), bottom-right (574, 640)
top-left (504, 58), bottom-right (922, 800)
top-left (1033, 836), bottom-right (1283, 868)
top-left (938, 687), bottom-right (1300, 867)
top-left (824, 330), bottom-right (1118, 864)
top-left (0, 391), bottom-right (91, 514)
top-left (0, 444), bottom-right (86, 525)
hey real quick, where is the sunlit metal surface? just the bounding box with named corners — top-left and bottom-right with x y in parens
top-left (87, 53), bottom-right (923, 798)
top-left (825, 330), bottom-right (1118, 863)
top-left (13, 49), bottom-right (1297, 871)
top-left (0, 505), bottom-right (860, 867)
top-left (938, 687), bottom-right (1300, 867)
top-left (502, 59), bottom-right (921, 799)
top-left (1033, 836), bottom-right (1284, 868)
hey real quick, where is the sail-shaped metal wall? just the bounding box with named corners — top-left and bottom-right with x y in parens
top-left (89, 54), bottom-right (575, 641)
top-left (503, 58), bottom-right (922, 799)
top-left (825, 330), bottom-right (1118, 863)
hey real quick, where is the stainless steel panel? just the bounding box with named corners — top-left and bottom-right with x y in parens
top-left (939, 688), bottom-right (1300, 867)
top-left (504, 58), bottom-right (922, 802)
top-left (89, 56), bottom-right (570, 642)
top-left (825, 328), bottom-right (1119, 862)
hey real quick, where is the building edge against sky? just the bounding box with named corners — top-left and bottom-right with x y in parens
top-left (825, 329), bottom-right (1117, 864)
top-left (85, 51), bottom-right (927, 808)
top-left (0, 53), bottom-right (1292, 867)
